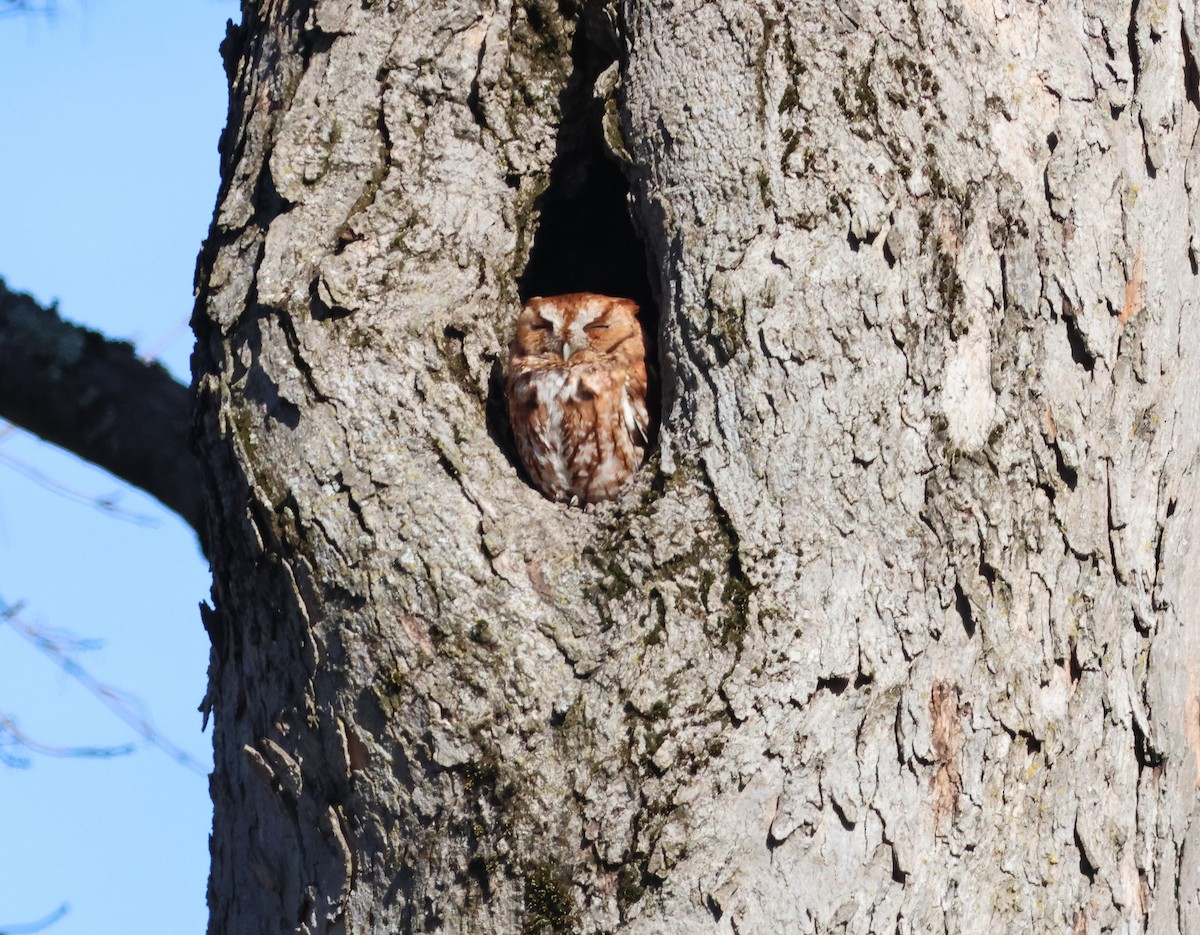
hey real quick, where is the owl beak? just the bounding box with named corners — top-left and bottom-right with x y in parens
top-left (561, 339), bottom-right (578, 360)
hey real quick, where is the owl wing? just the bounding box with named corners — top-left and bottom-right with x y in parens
top-left (622, 382), bottom-right (649, 446)
top-left (568, 351), bottom-right (648, 445)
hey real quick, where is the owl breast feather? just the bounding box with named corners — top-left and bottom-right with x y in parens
top-left (507, 359), bottom-right (646, 504)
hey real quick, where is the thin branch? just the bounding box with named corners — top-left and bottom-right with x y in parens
top-left (0, 598), bottom-right (209, 776)
top-left (0, 904), bottom-right (69, 935)
top-left (0, 714), bottom-right (134, 766)
top-left (139, 315), bottom-right (192, 363)
top-left (0, 1), bottom-right (56, 20)
top-left (0, 438), bottom-right (159, 526)
top-left (0, 278), bottom-right (203, 535)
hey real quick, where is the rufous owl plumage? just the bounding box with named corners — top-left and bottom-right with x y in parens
top-left (506, 293), bottom-right (650, 504)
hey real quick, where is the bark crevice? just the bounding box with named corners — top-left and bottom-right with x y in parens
top-left (517, 7), bottom-right (655, 315)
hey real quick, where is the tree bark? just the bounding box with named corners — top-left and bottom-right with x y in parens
top-left (195, 1), bottom-right (1200, 933)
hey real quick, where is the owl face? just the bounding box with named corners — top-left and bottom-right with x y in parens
top-left (506, 293), bottom-right (650, 504)
top-left (513, 293), bottom-right (644, 366)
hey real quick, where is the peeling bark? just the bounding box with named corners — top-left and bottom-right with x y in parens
top-left (197, 1), bottom-right (1200, 933)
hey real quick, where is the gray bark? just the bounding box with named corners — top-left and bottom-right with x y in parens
top-left (196, 1), bottom-right (1200, 933)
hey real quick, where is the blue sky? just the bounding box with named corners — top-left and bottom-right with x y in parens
top-left (0, 1), bottom-right (239, 932)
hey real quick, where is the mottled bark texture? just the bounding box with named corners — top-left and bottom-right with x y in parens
top-left (195, 0), bottom-right (1200, 932)
top-left (0, 278), bottom-right (203, 532)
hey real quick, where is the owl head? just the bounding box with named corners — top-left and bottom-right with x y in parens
top-left (511, 293), bottom-right (644, 364)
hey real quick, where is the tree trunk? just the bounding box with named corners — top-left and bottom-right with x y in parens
top-left (194, 1), bottom-right (1200, 932)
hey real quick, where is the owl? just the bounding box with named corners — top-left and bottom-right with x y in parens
top-left (506, 293), bottom-right (650, 504)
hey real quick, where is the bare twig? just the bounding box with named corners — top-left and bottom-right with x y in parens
top-left (0, 904), bottom-right (69, 935)
top-left (0, 437), bottom-right (159, 527)
top-left (0, 599), bottom-right (208, 776)
top-left (0, 714), bottom-right (134, 767)
top-left (0, 1), bottom-right (56, 18)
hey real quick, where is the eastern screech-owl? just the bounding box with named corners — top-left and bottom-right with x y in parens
top-left (506, 293), bottom-right (650, 504)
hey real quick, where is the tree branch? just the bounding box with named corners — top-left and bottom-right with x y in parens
top-left (0, 278), bottom-right (202, 535)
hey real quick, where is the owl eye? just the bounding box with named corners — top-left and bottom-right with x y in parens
top-left (529, 321), bottom-right (553, 331)
top-left (584, 322), bottom-right (610, 331)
